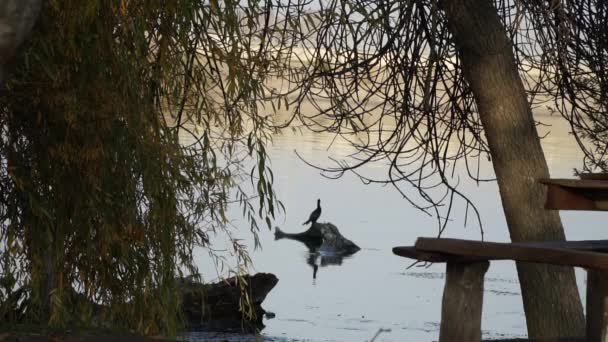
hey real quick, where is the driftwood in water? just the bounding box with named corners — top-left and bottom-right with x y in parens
top-left (178, 272), bottom-right (278, 332)
top-left (275, 222), bottom-right (360, 254)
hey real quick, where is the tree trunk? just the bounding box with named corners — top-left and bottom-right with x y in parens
top-left (586, 269), bottom-right (608, 342)
top-left (0, 0), bottom-right (41, 84)
top-left (439, 0), bottom-right (585, 338)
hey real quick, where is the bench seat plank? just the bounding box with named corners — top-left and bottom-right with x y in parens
top-left (394, 238), bottom-right (608, 269)
top-left (416, 238), bottom-right (608, 270)
top-left (393, 246), bottom-right (482, 263)
top-left (394, 239), bottom-right (608, 264)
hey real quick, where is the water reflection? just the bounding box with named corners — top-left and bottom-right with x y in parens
top-left (306, 247), bottom-right (358, 282)
top-left (274, 226), bottom-right (360, 281)
top-left (188, 110), bottom-right (599, 341)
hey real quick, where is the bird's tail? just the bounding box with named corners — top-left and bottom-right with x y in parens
top-left (302, 219), bottom-right (310, 225)
top-left (274, 226), bottom-right (286, 239)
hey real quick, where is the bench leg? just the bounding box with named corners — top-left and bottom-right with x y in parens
top-left (587, 269), bottom-right (608, 342)
top-left (439, 261), bottom-right (489, 342)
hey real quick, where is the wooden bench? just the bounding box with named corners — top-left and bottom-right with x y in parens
top-left (393, 237), bottom-right (608, 342)
top-left (540, 175), bottom-right (608, 211)
top-left (394, 175), bottom-right (608, 341)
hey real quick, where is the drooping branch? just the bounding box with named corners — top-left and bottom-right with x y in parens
top-left (260, 0), bottom-right (608, 235)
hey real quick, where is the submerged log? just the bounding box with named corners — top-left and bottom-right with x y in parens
top-left (178, 272), bottom-right (278, 332)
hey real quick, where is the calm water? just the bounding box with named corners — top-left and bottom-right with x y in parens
top-left (186, 111), bottom-right (606, 341)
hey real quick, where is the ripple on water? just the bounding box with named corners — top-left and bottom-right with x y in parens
top-left (180, 331), bottom-right (341, 342)
top-left (402, 271), bottom-right (519, 285)
top-left (400, 321), bottom-right (440, 333)
top-left (486, 289), bottom-right (520, 296)
top-left (280, 318), bottom-right (317, 325)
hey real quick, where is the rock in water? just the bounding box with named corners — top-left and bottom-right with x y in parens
top-left (316, 222), bottom-right (360, 254)
top-left (178, 272), bottom-right (278, 332)
top-left (275, 222), bottom-right (360, 254)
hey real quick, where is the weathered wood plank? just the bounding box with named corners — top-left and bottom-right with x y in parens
top-left (539, 179), bottom-right (608, 190)
top-left (544, 182), bottom-right (601, 210)
top-left (394, 240), bottom-right (608, 263)
top-left (439, 261), bottom-right (489, 342)
top-left (539, 178), bottom-right (608, 211)
top-left (579, 173), bottom-right (608, 181)
top-left (515, 240), bottom-right (608, 252)
top-left (392, 246), bottom-right (486, 263)
top-left (586, 269), bottom-right (608, 342)
top-left (414, 238), bottom-right (608, 270)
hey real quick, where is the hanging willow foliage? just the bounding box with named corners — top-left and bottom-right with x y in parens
top-left (0, 0), bottom-right (280, 334)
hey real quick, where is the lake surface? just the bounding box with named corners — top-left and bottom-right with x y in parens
top-left (186, 111), bottom-right (606, 341)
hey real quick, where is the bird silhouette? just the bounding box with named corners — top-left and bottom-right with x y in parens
top-left (303, 199), bottom-right (322, 225)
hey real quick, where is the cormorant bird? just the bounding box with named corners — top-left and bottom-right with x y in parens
top-left (302, 199), bottom-right (322, 225)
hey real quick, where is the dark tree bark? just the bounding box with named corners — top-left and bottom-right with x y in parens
top-left (586, 269), bottom-right (608, 342)
top-left (439, 0), bottom-right (585, 337)
top-left (0, 0), bottom-right (41, 84)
